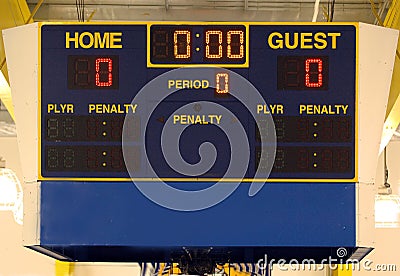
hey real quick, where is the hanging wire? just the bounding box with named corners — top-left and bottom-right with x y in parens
top-left (81, 0), bottom-right (84, 22)
top-left (75, 0), bottom-right (85, 22)
top-left (75, 0), bottom-right (80, 21)
top-left (384, 147), bottom-right (391, 188)
top-left (311, 0), bottom-right (321, 22)
top-left (327, 0), bottom-right (331, 22)
top-left (329, 0), bottom-right (336, 21)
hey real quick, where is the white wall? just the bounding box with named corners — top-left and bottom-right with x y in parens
top-left (353, 141), bottom-right (400, 276)
top-left (0, 137), bottom-right (54, 276)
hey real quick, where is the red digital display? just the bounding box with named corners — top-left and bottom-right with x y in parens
top-left (67, 56), bottom-right (119, 89)
top-left (150, 25), bottom-right (246, 64)
top-left (277, 56), bottom-right (328, 90)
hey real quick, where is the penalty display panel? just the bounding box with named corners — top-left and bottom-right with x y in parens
top-left (40, 22), bottom-right (357, 182)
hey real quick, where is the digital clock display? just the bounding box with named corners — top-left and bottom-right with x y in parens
top-left (150, 25), bottom-right (247, 65)
top-left (40, 23), bottom-right (356, 180)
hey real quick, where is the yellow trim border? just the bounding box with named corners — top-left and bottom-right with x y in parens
top-left (55, 260), bottom-right (74, 276)
top-left (332, 264), bottom-right (353, 276)
top-left (355, 22), bottom-right (359, 183)
top-left (38, 177), bottom-right (355, 183)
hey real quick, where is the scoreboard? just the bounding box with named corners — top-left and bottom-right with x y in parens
top-left (40, 22), bottom-right (357, 181)
top-left (6, 21), bottom-right (399, 263)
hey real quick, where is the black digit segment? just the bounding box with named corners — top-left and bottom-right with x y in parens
top-left (67, 55), bottom-right (119, 89)
top-left (255, 147), bottom-right (352, 173)
top-left (277, 56), bottom-right (329, 90)
top-left (152, 30), bottom-right (169, 59)
top-left (45, 115), bottom-right (140, 142)
top-left (45, 146), bottom-right (139, 172)
top-left (150, 25), bottom-right (246, 64)
top-left (256, 116), bottom-right (351, 143)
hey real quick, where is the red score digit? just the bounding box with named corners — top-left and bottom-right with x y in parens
top-left (95, 57), bottom-right (113, 87)
top-left (305, 58), bottom-right (323, 88)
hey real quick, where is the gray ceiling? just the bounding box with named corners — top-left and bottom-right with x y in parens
top-left (26, 0), bottom-right (388, 23)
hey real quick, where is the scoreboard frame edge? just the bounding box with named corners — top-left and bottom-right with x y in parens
top-left (37, 22), bottom-right (359, 183)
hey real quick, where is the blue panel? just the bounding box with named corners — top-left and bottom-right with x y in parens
top-left (40, 24), bottom-right (356, 180)
top-left (40, 181), bottom-right (355, 247)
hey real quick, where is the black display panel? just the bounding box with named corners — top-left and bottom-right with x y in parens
top-left (45, 115), bottom-right (139, 142)
top-left (256, 147), bottom-right (352, 174)
top-left (67, 55), bottom-right (119, 89)
top-left (277, 56), bottom-right (329, 90)
top-left (45, 146), bottom-right (139, 172)
top-left (256, 116), bottom-right (351, 143)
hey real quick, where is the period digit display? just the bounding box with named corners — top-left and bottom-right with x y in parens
top-left (40, 23), bottom-right (357, 181)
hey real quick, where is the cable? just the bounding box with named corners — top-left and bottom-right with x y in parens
top-left (75, 0), bottom-right (85, 22)
top-left (384, 147), bottom-right (391, 188)
top-left (80, 0), bottom-right (83, 22)
top-left (327, 0), bottom-right (330, 22)
top-left (330, 0), bottom-right (336, 22)
top-left (75, 0), bottom-right (80, 21)
top-left (311, 0), bottom-right (321, 22)
top-left (82, 0), bottom-right (85, 22)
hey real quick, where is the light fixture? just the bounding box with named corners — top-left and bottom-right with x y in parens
top-left (375, 194), bottom-right (400, 228)
top-left (0, 70), bottom-right (15, 121)
top-left (0, 157), bottom-right (23, 225)
top-left (375, 147), bottom-right (400, 228)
